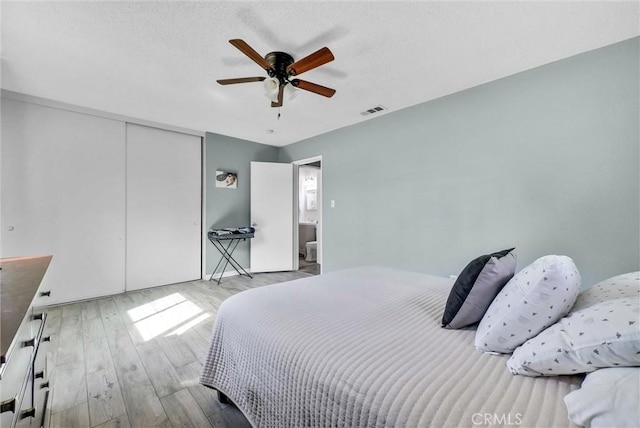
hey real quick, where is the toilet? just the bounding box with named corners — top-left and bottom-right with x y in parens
top-left (305, 241), bottom-right (317, 262)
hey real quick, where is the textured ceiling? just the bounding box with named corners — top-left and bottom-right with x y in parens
top-left (2, 1), bottom-right (638, 147)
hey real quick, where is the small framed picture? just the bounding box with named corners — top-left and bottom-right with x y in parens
top-left (216, 170), bottom-right (237, 189)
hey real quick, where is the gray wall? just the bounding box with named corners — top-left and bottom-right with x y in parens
top-left (279, 37), bottom-right (640, 287)
top-left (205, 132), bottom-right (279, 276)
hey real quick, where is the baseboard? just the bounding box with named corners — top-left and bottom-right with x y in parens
top-left (206, 269), bottom-right (252, 281)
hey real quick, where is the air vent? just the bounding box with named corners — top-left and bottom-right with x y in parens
top-left (360, 105), bottom-right (387, 117)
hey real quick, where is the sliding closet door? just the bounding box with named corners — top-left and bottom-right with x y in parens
top-left (1, 99), bottom-right (126, 305)
top-left (125, 124), bottom-right (201, 291)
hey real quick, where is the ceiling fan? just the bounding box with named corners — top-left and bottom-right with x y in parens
top-left (217, 39), bottom-right (336, 108)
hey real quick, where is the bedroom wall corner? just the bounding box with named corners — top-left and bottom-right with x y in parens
top-left (204, 132), bottom-right (279, 278)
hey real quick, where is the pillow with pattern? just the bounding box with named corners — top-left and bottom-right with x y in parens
top-left (572, 271), bottom-right (639, 312)
top-left (507, 296), bottom-right (640, 376)
top-left (475, 255), bottom-right (581, 354)
top-left (442, 248), bottom-right (516, 329)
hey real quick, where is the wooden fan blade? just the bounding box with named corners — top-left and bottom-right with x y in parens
top-left (271, 84), bottom-right (284, 108)
top-left (217, 77), bottom-right (266, 85)
top-left (291, 79), bottom-right (336, 98)
top-left (286, 47), bottom-right (334, 76)
top-left (229, 39), bottom-right (273, 72)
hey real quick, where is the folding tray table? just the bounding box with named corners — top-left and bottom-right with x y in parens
top-left (207, 228), bottom-right (254, 284)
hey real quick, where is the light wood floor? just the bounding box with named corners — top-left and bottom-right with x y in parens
top-left (43, 270), bottom-right (315, 428)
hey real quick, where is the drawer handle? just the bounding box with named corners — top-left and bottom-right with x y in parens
top-left (19, 407), bottom-right (36, 419)
top-left (0, 397), bottom-right (16, 414)
top-left (35, 371), bottom-right (44, 379)
top-left (40, 391), bottom-right (50, 428)
top-left (42, 336), bottom-right (51, 343)
top-left (22, 337), bottom-right (36, 348)
top-left (32, 313), bottom-right (44, 321)
top-left (40, 381), bottom-right (49, 389)
top-left (39, 291), bottom-right (51, 297)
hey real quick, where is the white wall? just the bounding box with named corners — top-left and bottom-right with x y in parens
top-left (279, 38), bottom-right (640, 287)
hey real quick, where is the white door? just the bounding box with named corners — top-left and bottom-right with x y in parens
top-left (250, 162), bottom-right (294, 272)
top-left (1, 100), bottom-right (126, 306)
top-left (125, 124), bottom-right (201, 291)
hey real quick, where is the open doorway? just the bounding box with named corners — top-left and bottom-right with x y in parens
top-left (294, 156), bottom-right (322, 275)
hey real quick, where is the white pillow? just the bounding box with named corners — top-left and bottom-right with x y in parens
top-left (475, 255), bottom-right (581, 354)
top-left (507, 296), bottom-right (640, 376)
top-left (564, 368), bottom-right (640, 428)
top-left (572, 271), bottom-right (639, 312)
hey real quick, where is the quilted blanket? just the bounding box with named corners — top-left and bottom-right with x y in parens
top-left (200, 266), bottom-right (582, 427)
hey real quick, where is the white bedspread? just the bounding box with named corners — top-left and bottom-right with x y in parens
top-left (200, 266), bottom-right (582, 428)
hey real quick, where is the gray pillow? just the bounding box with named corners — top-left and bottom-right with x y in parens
top-left (442, 248), bottom-right (516, 329)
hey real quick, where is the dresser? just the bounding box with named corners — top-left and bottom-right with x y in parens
top-left (0, 256), bottom-right (52, 428)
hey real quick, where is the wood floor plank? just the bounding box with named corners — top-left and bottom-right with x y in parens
top-left (49, 401), bottom-right (90, 428)
top-left (155, 334), bottom-right (197, 369)
top-left (99, 299), bottom-right (126, 339)
top-left (86, 366), bottom-right (127, 427)
top-left (160, 388), bottom-right (213, 427)
top-left (97, 297), bottom-right (120, 318)
top-left (58, 311), bottom-right (82, 339)
top-left (175, 361), bottom-right (225, 417)
top-left (112, 294), bottom-right (138, 317)
top-left (112, 345), bottom-right (170, 427)
top-left (82, 299), bottom-right (101, 321)
top-left (83, 316), bottom-right (107, 343)
top-left (50, 360), bottom-right (87, 414)
top-left (56, 332), bottom-right (84, 367)
top-left (136, 340), bottom-right (184, 398)
top-left (105, 324), bottom-right (135, 353)
top-left (57, 310), bottom-right (83, 361)
top-left (180, 328), bottom-right (211, 364)
top-left (61, 302), bottom-right (84, 319)
top-left (124, 319), bottom-right (147, 346)
top-left (85, 337), bottom-right (114, 375)
top-left (44, 306), bottom-right (63, 333)
top-left (180, 285), bottom-right (225, 310)
top-left (93, 413), bottom-right (131, 428)
top-left (193, 315), bottom-right (216, 340)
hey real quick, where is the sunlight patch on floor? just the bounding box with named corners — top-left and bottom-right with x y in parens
top-left (167, 312), bottom-right (211, 336)
top-left (128, 293), bottom-right (209, 341)
top-left (127, 292), bottom-right (187, 322)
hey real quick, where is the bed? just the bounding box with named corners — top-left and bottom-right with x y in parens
top-left (199, 266), bottom-right (584, 427)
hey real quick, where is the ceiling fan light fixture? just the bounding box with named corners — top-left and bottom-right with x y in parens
top-left (284, 82), bottom-right (298, 100)
top-left (263, 77), bottom-right (280, 102)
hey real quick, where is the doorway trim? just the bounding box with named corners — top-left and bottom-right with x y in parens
top-left (293, 155), bottom-right (322, 273)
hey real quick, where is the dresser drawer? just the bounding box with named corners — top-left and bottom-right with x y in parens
top-left (32, 322), bottom-right (52, 428)
top-left (0, 311), bottom-right (36, 427)
top-left (1, 255), bottom-right (53, 428)
top-left (1, 312), bottom-right (49, 428)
